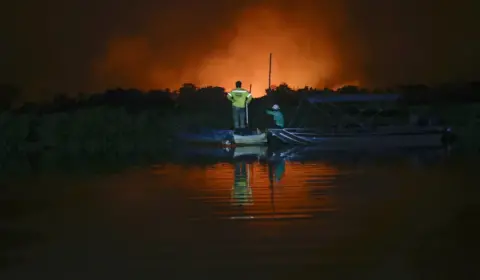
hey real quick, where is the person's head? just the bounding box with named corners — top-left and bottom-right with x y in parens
top-left (272, 104), bottom-right (280, 110)
top-left (235, 81), bottom-right (242, 88)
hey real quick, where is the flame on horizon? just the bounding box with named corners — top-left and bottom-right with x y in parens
top-left (93, 2), bottom-right (360, 97)
top-left (188, 6), bottom-right (340, 96)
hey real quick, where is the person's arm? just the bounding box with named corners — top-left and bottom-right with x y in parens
top-left (246, 91), bottom-right (252, 104)
top-left (227, 91), bottom-right (234, 102)
top-left (265, 109), bottom-right (274, 115)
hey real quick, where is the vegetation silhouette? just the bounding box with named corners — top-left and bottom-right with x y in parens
top-left (0, 81), bottom-right (479, 158)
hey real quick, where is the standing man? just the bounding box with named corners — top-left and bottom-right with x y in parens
top-left (227, 81), bottom-right (252, 129)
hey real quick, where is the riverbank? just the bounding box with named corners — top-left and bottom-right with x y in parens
top-left (1, 101), bottom-right (479, 157)
top-left (409, 103), bottom-right (480, 151)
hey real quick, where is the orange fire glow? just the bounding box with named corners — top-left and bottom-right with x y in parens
top-left (93, 2), bottom-right (359, 97)
top-left (189, 6), bottom-right (339, 97)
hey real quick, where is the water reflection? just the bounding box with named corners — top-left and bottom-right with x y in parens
top-left (1, 146), bottom-right (478, 279)
top-left (231, 161), bottom-right (253, 207)
top-left (268, 156), bottom-right (286, 186)
top-left (229, 156), bottom-right (288, 216)
top-left (232, 146), bottom-right (268, 160)
top-left (192, 154), bottom-right (340, 221)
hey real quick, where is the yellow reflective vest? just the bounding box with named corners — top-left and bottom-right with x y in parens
top-left (227, 88), bottom-right (252, 108)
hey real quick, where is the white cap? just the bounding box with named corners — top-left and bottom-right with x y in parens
top-left (272, 104), bottom-right (280, 110)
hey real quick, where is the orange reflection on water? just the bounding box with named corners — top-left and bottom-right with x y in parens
top-left (151, 160), bottom-right (341, 219)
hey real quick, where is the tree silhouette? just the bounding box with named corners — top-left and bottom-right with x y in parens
top-left (0, 79), bottom-right (479, 115)
top-left (0, 84), bottom-right (21, 110)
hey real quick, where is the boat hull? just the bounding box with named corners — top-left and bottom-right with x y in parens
top-left (232, 133), bottom-right (268, 146)
top-left (177, 125), bottom-right (453, 150)
top-left (177, 129), bottom-right (268, 146)
top-left (268, 126), bottom-right (452, 150)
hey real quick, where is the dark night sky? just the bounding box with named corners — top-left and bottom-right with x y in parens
top-left (1, 0), bottom-right (479, 100)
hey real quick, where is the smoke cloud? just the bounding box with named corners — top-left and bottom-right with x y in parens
top-left (93, 0), bottom-right (359, 96)
top-left (2, 0), bottom-right (479, 100)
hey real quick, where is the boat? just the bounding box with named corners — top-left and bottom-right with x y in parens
top-left (176, 93), bottom-right (455, 149)
top-left (231, 131), bottom-right (268, 146)
top-left (267, 93), bottom-right (455, 149)
top-left (268, 126), bottom-right (450, 149)
top-left (177, 127), bottom-right (268, 146)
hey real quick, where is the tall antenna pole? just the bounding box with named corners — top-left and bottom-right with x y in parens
top-left (246, 84), bottom-right (252, 127)
top-left (268, 53), bottom-right (272, 94)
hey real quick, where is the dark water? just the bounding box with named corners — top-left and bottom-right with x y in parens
top-left (1, 148), bottom-right (479, 279)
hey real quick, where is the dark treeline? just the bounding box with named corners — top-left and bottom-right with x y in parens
top-left (0, 81), bottom-right (479, 160)
top-left (1, 81), bottom-right (480, 114)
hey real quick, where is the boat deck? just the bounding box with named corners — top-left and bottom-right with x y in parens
top-left (268, 125), bottom-right (448, 148)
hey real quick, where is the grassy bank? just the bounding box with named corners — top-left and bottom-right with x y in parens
top-left (0, 107), bottom-right (174, 155)
top-left (409, 103), bottom-right (480, 151)
top-left (1, 99), bottom-right (480, 160)
top-left (0, 96), bottom-right (276, 157)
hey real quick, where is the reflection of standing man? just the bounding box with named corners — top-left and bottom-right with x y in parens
top-left (267, 158), bottom-right (285, 219)
top-left (268, 158), bottom-right (286, 186)
top-left (231, 161), bottom-right (253, 206)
